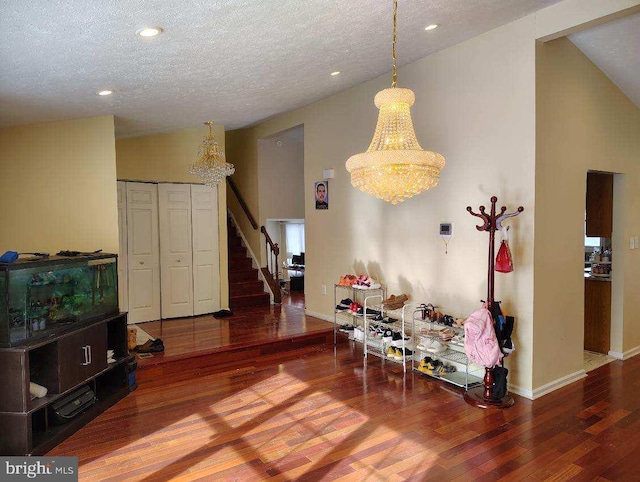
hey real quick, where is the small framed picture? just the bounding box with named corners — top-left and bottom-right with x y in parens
top-left (315, 181), bottom-right (328, 210)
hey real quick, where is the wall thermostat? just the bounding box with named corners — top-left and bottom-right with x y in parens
top-left (440, 223), bottom-right (452, 236)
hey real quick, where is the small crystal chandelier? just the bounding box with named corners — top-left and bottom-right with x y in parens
top-left (346, 0), bottom-right (445, 204)
top-left (189, 121), bottom-right (235, 187)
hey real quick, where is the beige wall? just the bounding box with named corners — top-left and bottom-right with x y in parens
top-left (534, 38), bottom-right (640, 388)
top-left (258, 132), bottom-right (304, 224)
top-left (0, 116), bottom-right (119, 255)
top-left (115, 125), bottom-right (230, 308)
top-left (227, 17), bottom-right (538, 392)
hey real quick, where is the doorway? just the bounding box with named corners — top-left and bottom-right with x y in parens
top-left (583, 171), bottom-right (615, 371)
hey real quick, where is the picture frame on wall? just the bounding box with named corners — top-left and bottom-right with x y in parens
top-left (315, 181), bottom-right (328, 210)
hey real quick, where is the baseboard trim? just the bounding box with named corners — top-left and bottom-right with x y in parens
top-left (507, 383), bottom-right (533, 400)
top-left (609, 345), bottom-right (640, 360)
top-left (305, 309), bottom-right (334, 323)
top-left (530, 369), bottom-right (587, 400)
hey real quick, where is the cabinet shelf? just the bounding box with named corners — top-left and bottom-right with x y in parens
top-left (0, 313), bottom-right (134, 455)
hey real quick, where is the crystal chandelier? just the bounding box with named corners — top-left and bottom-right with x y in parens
top-left (346, 0), bottom-right (445, 204)
top-left (189, 121), bottom-right (235, 187)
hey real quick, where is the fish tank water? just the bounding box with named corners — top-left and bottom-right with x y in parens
top-left (0, 254), bottom-right (119, 347)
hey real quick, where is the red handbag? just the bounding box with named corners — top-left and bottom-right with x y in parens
top-left (495, 228), bottom-right (513, 273)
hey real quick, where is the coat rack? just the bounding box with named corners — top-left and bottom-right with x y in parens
top-left (464, 196), bottom-right (523, 409)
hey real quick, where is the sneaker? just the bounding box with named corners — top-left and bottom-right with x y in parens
top-left (382, 329), bottom-right (393, 343)
top-left (386, 346), bottom-right (396, 359)
top-left (426, 340), bottom-right (447, 353)
top-left (339, 324), bottom-right (355, 332)
top-left (393, 347), bottom-right (413, 361)
top-left (416, 339), bottom-right (433, 352)
top-left (382, 316), bottom-right (398, 324)
top-left (391, 332), bottom-right (411, 347)
top-left (354, 326), bottom-right (364, 342)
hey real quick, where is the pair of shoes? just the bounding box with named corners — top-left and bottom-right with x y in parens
top-left (439, 328), bottom-right (455, 341)
top-left (212, 309), bottom-right (234, 318)
top-left (134, 338), bottom-right (164, 353)
top-left (339, 323), bottom-right (355, 332)
top-left (393, 347), bottom-right (413, 361)
top-left (353, 275), bottom-right (381, 289)
top-left (338, 275), bottom-right (357, 286)
top-left (390, 332), bottom-right (411, 348)
top-left (426, 340), bottom-right (448, 353)
top-left (382, 294), bottom-right (409, 311)
top-left (336, 298), bottom-right (352, 310)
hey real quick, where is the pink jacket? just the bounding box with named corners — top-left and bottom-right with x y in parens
top-left (464, 307), bottom-right (503, 367)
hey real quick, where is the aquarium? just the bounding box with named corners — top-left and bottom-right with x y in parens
top-left (0, 254), bottom-right (119, 347)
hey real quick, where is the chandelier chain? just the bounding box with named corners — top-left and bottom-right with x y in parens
top-left (392, 0), bottom-right (397, 88)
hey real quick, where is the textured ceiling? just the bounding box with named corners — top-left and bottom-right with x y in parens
top-left (1, 0), bottom-right (565, 138)
top-left (569, 12), bottom-right (640, 109)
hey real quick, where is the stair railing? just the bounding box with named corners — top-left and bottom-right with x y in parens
top-left (260, 226), bottom-right (282, 303)
top-left (227, 177), bottom-right (258, 230)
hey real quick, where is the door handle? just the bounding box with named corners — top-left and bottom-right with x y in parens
top-left (139, 261), bottom-right (145, 265)
top-left (81, 345), bottom-right (90, 366)
top-left (88, 345), bottom-right (92, 365)
top-left (176, 258), bottom-right (181, 263)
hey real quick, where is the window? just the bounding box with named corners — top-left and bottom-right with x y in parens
top-left (285, 223), bottom-right (305, 257)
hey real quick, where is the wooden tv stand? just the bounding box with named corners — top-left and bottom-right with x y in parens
top-left (0, 313), bottom-right (134, 455)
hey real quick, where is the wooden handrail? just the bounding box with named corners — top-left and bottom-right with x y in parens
top-left (260, 226), bottom-right (282, 304)
top-left (227, 177), bottom-right (258, 230)
top-left (260, 226), bottom-right (280, 257)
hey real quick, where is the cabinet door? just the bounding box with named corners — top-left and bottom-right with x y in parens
top-left (127, 183), bottom-right (161, 324)
top-left (586, 172), bottom-right (613, 237)
top-left (159, 184), bottom-right (194, 319)
top-left (117, 181), bottom-right (129, 313)
top-left (191, 185), bottom-right (221, 315)
top-left (58, 324), bottom-right (107, 392)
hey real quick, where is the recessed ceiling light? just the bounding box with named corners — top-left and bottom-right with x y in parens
top-left (330, 71), bottom-right (341, 76)
top-left (97, 90), bottom-right (113, 96)
top-left (137, 27), bottom-right (163, 37)
top-left (424, 24), bottom-right (439, 31)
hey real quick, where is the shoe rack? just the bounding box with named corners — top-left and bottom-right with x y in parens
top-left (464, 196), bottom-right (523, 409)
top-left (412, 308), bottom-right (483, 390)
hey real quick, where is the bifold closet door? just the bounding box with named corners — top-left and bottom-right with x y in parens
top-left (191, 184), bottom-right (221, 315)
top-left (126, 182), bottom-right (161, 324)
top-left (116, 181), bottom-right (128, 313)
top-left (158, 184), bottom-right (194, 319)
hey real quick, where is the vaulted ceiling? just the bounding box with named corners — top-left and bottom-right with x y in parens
top-left (2, 0), bottom-right (636, 139)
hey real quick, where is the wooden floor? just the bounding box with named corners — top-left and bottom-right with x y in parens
top-left (133, 292), bottom-right (326, 366)
top-left (48, 297), bottom-right (640, 480)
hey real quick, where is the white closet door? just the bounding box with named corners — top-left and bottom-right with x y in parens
top-left (191, 184), bottom-right (221, 315)
top-left (116, 181), bottom-right (129, 314)
top-left (158, 184), bottom-right (194, 319)
top-left (126, 182), bottom-right (161, 324)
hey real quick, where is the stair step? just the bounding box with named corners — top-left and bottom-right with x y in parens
top-left (229, 252), bottom-right (249, 262)
top-left (229, 269), bottom-right (259, 283)
top-left (228, 237), bottom-right (243, 248)
top-left (228, 245), bottom-right (246, 256)
top-left (230, 280), bottom-right (265, 296)
top-left (230, 292), bottom-right (270, 309)
top-left (229, 258), bottom-right (253, 271)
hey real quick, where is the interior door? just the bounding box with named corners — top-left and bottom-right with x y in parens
top-left (126, 182), bottom-right (161, 324)
top-left (159, 183), bottom-right (194, 319)
top-left (191, 184), bottom-right (221, 315)
top-left (116, 181), bottom-right (128, 313)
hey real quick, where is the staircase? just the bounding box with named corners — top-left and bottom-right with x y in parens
top-left (228, 222), bottom-right (271, 309)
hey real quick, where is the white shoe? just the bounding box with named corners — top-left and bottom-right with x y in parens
top-left (426, 340), bottom-right (447, 353)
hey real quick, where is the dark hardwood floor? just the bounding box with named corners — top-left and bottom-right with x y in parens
top-left (48, 296), bottom-right (640, 480)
